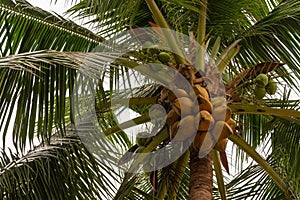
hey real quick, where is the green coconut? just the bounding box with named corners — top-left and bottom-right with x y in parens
top-left (265, 79), bottom-right (277, 95)
top-left (143, 41), bottom-right (154, 49)
top-left (255, 74), bottom-right (269, 87)
top-left (254, 85), bottom-right (266, 99)
top-left (158, 52), bottom-right (171, 63)
top-left (147, 44), bottom-right (160, 54)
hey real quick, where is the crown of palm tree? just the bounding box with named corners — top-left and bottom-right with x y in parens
top-left (0, 0), bottom-right (299, 199)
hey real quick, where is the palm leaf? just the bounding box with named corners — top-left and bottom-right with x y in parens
top-left (0, 0), bottom-right (103, 56)
top-left (0, 133), bottom-right (120, 199)
top-left (225, 148), bottom-right (300, 200)
top-left (235, 0), bottom-right (300, 91)
top-left (0, 0), bottom-right (104, 151)
top-left (0, 50), bottom-right (122, 151)
top-left (67, 0), bottom-right (149, 37)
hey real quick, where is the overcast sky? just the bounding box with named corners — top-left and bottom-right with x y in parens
top-left (27, 0), bottom-right (71, 15)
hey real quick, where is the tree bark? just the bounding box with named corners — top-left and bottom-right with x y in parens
top-left (189, 150), bottom-right (213, 200)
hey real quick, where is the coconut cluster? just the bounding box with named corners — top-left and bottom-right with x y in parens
top-left (254, 73), bottom-right (277, 99)
top-left (129, 44), bottom-right (238, 173)
top-left (161, 80), bottom-right (236, 154)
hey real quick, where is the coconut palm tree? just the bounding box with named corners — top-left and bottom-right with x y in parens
top-left (0, 0), bottom-right (299, 199)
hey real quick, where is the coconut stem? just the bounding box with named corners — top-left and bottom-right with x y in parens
top-left (145, 0), bottom-right (186, 64)
top-left (212, 150), bottom-right (227, 200)
top-left (196, 0), bottom-right (208, 71)
top-left (104, 114), bottom-right (151, 136)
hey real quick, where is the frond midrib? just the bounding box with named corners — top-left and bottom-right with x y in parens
top-left (0, 3), bottom-right (105, 44)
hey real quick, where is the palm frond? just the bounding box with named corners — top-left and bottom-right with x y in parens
top-left (229, 94), bottom-right (300, 168)
top-left (268, 117), bottom-right (300, 159)
top-left (0, 0), bottom-right (106, 152)
top-left (67, 0), bottom-right (149, 37)
top-left (157, 150), bottom-right (189, 199)
top-left (0, 51), bottom-right (76, 151)
top-left (0, 133), bottom-right (120, 199)
top-left (0, 48), bottom-right (163, 152)
top-left (225, 148), bottom-right (300, 200)
top-left (113, 172), bottom-right (154, 200)
top-left (0, 50), bottom-right (115, 151)
top-left (235, 0), bottom-right (300, 91)
top-left (0, 0), bottom-right (103, 56)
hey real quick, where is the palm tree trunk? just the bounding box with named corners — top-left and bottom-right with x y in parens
top-left (189, 150), bottom-right (213, 200)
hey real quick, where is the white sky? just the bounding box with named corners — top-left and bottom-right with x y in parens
top-left (26, 0), bottom-right (95, 32)
top-left (27, 0), bottom-right (71, 15)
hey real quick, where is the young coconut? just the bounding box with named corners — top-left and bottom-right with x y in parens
top-left (147, 44), bottom-right (160, 55)
top-left (211, 121), bottom-right (234, 141)
top-left (193, 85), bottom-right (210, 99)
top-left (168, 88), bottom-right (190, 103)
top-left (212, 105), bottom-right (231, 122)
top-left (198, 132), bottom-right (214, 153)
top-left (254, 85), bottom-right (266, 99)
top-left (158, 52), bottom-right (171, 63)
top-left (194, 95), bottom-right (213, 114)
top-left (226, 118), bottom-right (237, 130)
top-left (143, 41), bottom-right (154, 49)
top-left (171, 121), bottom-right (180, 139)
top-left (195, 110), bottom-right (215, 132)
top-left (211, 96), bottom-right (227, 108)
top-left (265, 79), bottom-right (277, 95)
top-left (166, 109), bottom-right (180, 126)
top-left (255, 73), bottom-right (269, 87)
top-left (191, 132), bottom-right (207, 152)
top-left (172, 115), bottom-right (196, 141)
top-left (172, 97), bottom-right (194, 116)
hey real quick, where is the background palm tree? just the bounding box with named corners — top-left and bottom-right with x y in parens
top-left (0, 0), bottom-right (299, 199)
